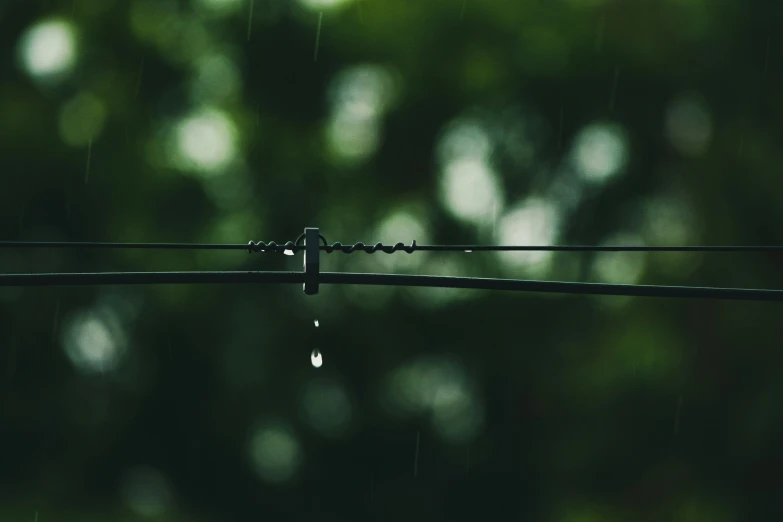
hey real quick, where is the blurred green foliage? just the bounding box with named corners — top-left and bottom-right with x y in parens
top-left (2, 0), bottom-right (783, 520)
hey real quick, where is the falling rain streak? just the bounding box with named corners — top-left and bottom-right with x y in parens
top-left (6, 338), bottom-right (18, 388)
top-left (313, 12), bottom-right (323, 62)
top-left (764, 37), bottom-right (770, 78)
top-left (557, 108), bottom-right (564, 149)
top-left (314, 319), bottom-right (319, 327)
top-left (609, 67), bottom-right (620, 111)
top-left (674, 394), bottom-right (683, 435)
top-left (414, 430), bottom-right (420, 477)
top-left (247, 0), bottom-right (255, 42)
top-left (134, 57), bottom-right (144, 98)
top-left (52, 300), bottom-right (60, 342)
top-left (461, 0), bottom-right (467, 19)
top-left (493, 199), bottom-right (499, 238)
top-left (18, 202), bottom-right (25, 234)
top-left (595, 16), bottom-right (606, 52)
top-left (85, 139), bottom-right (92, 184)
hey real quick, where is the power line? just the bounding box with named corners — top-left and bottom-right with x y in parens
top-left (391, 245), bottom-right (783, 252)
top-left (0, 270), bottom-right (781, 302)
top-left (2, 228), bottom-right (782, 302)
top-left (0, 271), bottom-right (301, 286)
top-left (3, 240), bottom-right (783, 253)
top-left (0, 241), bottom-right (257, 251)
top-left (323, 273), bottom-right (783, 302)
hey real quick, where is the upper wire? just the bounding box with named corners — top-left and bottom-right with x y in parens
top-left (0, 241), bottom-right (256, 251)
top-left (3, 240), bottom-right (783, 253)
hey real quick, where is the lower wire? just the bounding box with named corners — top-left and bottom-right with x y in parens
top-left (322, 273), bottom-right (783, 302)
top-left (0, 271), bottom-right (303, 286)
top-left (0, 271), bottom-right (781, 302)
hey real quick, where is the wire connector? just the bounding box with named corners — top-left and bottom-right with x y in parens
top-left (303, 227), bottom-right (319, 295)
top-left (247, 240), bottom-right (299, 254)
top-left (321, 240), bottom-right (417, 254)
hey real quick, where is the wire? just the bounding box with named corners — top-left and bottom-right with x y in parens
top-left (0, 271), bottom-right (302, 286)
top-left (322, 273), bottom-right (783, 301)
top-left (3, 240), bottom-right (783, 253)
top-left (0, 241), bottom-right (267, 251)
top-left (1, 270), bottom-right (782, 302)
top-left (412, 245), bottom-right (783, 252)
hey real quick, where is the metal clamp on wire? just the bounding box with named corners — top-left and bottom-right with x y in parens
top-left (302, 227), bottom-right (319, 295)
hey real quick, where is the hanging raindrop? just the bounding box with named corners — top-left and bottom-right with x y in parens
top-left (314, 319), bottom-right (319, 327)
top-left (311, 349), bottom-right (323, 368)
top-left (283, 249), bottom-right (294, 256)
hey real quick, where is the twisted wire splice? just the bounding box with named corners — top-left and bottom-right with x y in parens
top-left (320, 241), bottom-right (417, 254)
top-left (303, 232), bottom-right (418, 254)
top-left (246, 234), bottom-right (418, 254)
top-left (246, 241), bottom-right (301, 254)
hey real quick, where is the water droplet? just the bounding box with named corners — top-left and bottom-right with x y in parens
top-left (314, 319), bottom-right (319, 327)
top-left (283, 249), bottom-right (294, 256)
top-left (311, 349), bottom-right (323, 368)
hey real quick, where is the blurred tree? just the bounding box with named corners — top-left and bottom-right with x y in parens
top-left (1, 0), bottom-right (783, 520)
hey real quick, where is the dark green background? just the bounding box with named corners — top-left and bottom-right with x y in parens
top-left (2, 0), bottom-right (783, 520)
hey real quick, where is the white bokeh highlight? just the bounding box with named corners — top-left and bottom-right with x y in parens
top-left (437, 119), bottom-right (504, 227)
top-left (436, 119), bottom-right (493, 165)
top-left (327, 112), bottom-right (380, 162)
top-left (496, 197), bottom-right (562, 275)
top-left (18, 19), bottom-right (77, 80)
top-left (174, 108), bottom-right (237, 174)
top-left (440, 158), bottom-right (503, 227)
top-left (62, 307), bottom-right (127, 375)
top-left (326, 64), bottom-right (395, 164)
top-left (571, 122), bottom-right (628, 183)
